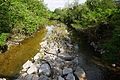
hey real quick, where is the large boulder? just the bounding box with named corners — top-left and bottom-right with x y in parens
top-left (27, 65), bottom-right (38, 74)
top-left (39, 63), bottom-right (51, 76)
top-left (23, 60), bottom-right (33, 69)
top-left (74, 67), bottom-right (86, 80)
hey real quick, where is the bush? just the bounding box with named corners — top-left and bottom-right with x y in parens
top-left (0, 0), bottom-right (51, 47)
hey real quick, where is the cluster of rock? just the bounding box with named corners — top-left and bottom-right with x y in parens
top-left (17, 25), bottom-right (86, 80)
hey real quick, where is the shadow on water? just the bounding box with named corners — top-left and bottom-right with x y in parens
top-left (67, 27), bottom-right (120, 80)
top-left (0, 27), bottom-right (47, 79)
top-left (67, 27), bottom-right (106, 80)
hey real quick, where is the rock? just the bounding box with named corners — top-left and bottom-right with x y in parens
top-left (55, 57), bottom-right (64, 63)
top-left (66, 42), bottom-right (73, 47)
top-left (58, 53), bottom-right (74, 61)
top-left (58, 68), bottom-right (63, 75)
top-left (63, 68), bottom-right (73, 75)
top-left (74, 44), bottom-right (79, 50)
top-left (24, 74), bottom-right (39, 80)
top-left (66, 73), bottom-right (75, 80)
top-left (34, 60), bottom-right (41, 64)
top-left (22, 68), bottom-right (27, 72)
top-left (39, 63), bottom-right (51, 76)
top-left (35, 64), bottom-right (41, 69)
top-left (27, 65), bottom-right (38, 74)
top-left (53, 57), bottom-right (65, 68)
top-left (23, 60), bottom-right (33, 69)
top-left (73, 57), bottom-right (79, 65)
top-left (39, 75), bottom-right (51, 80)
top-left (0, 78), bottom-right (6, 80)
top-left (32, 74), bottom-right (39, 80)
top-left (34, 53), bottom-right (42, 60)
top-left (64, 61), bottom-right (73, 68)
top-left (74, 67), bottom-right (86, 80)
top-left (58, 76), bottom-right (65, 80)
top-left (21, 73), bottom-right (28, 77)
top-left (47, 48), bottom-right (57, 54)
top-left (40, 41), bottom-right (47, 47)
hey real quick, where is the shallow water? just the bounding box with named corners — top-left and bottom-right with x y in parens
top-left (0, 27), bottom-right (47, 78)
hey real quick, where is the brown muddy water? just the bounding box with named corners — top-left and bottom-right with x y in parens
top-left (0, 27), bottom-right (47, 79)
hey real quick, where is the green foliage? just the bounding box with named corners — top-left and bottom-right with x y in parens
top-left (53, 0), bottom-right (120, 63)
top-left (0, 0), bottom-right (51, 47)
top-left (101, 9), bottom-right (120, 63)
top-left (86, 0), bottom-right (116, 10)
top-left (0, 0), bottom-right (50, 34)
top-left (0, 33), bottom-right (9, 46)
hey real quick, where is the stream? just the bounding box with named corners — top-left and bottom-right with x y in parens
top-left (0, 21), bottom-right (118, 80)
top-left (0, 27), bottom-right (47, 78)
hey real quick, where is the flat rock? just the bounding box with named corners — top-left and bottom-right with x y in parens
top-left (66, 73), bottom-right (75, 80)
top-left (27, 65), bottom-right (38, 74)
top-left (39, 63), bottom-right (51, 76)
top-left (23, 60), bottom-right (33, 69)
top-left (74, 67), bottom-right (86, 80)
top-left (63, 68), bottom-right (73, 75)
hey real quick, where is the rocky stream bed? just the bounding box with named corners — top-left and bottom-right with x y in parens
top-left (0, 23), bottom-right (107, 80)
top-left (16, 24), bottom-right (86, 80)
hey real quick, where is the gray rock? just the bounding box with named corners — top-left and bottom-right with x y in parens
top-left (23, 74), bottom-right (39, 80)
top-left (39, 63), bottom-right (51, 76)
top-left (58, 53), bottom-right (74, 61)
top-left (39, 75), bottom-right (51, 80)
top-left (27, 65), bottom-right (38, 74)
top-left (23, 60), bottom-right (33, 69)
top-left (63, 68), bottom-right (73, 75)
top-left (58, 68), bottom-right (63, 75)
top-left (66, 73), bottom-right (75, 80)
top-left (58, 76), bottom-right (65, 80)
top-left (66, 42), bottom-right (73, 47)
top-left (74, 67), bottom-right (86, 80)
top-left (55, 57), bottom-right (65, 63)
top-left (32, 74), bottom-right (39, 80)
